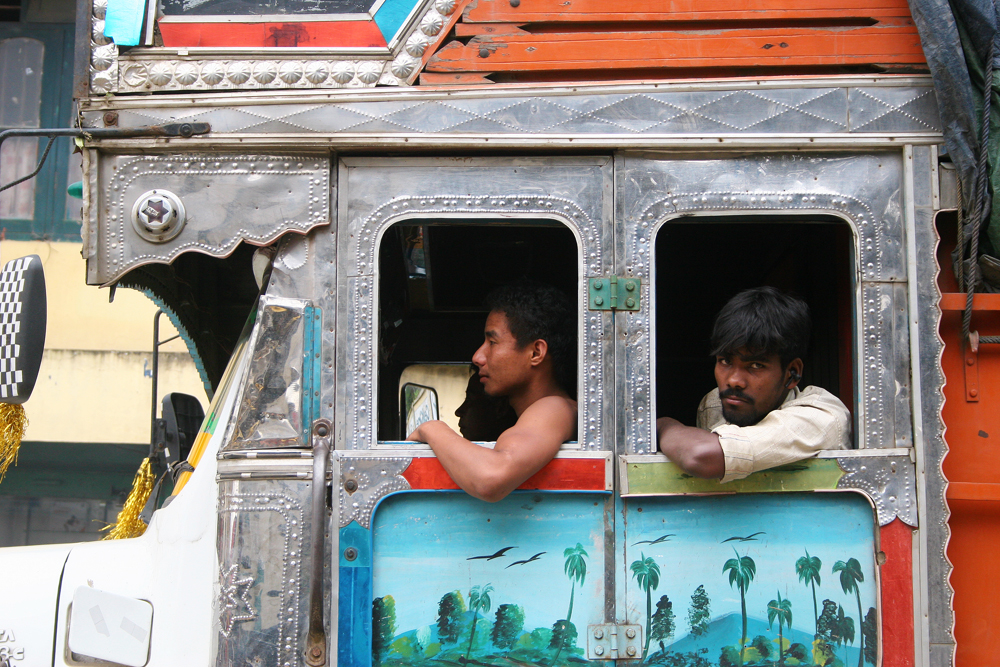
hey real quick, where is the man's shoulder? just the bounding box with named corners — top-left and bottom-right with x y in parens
top-left (522, 394), bottom-right (577, 418)
top-left (786, 385), bottom-right (850, 412)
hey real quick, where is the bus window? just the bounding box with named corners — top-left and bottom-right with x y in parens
top-left (376, 222), bottom-right (579, 442)
top-left (654, 218), bottom-right (856, 447)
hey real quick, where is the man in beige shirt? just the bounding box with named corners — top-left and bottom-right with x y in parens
top-left (657, 287), bottom-right (850, 483)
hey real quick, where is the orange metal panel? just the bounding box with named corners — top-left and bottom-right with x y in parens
top-left (426, 26), bottom-right (926, 72)
top-left (463, 0), bottom-right (915, 23)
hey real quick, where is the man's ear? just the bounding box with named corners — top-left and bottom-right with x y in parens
top-left (785, 358), bottom-right (804, 388)
top-left (528, 339), bottom-right (548, 367)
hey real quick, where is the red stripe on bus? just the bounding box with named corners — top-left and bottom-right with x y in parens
top-left (401, 457), bottom-right (607, 491)
top-left (880, 518), bottom-right (915, 667)
top-left (159, 20), bottom-right (387, 48)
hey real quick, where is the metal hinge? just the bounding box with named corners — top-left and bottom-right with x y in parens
top-left (588, 276), bottom-right (641, 311)
top-left (587, 624), bottom-right (643, 660)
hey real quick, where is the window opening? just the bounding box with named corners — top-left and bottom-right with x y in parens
top-left (377, 221), bottom-right (578, 442)
top-left (0, 37), bottom-right (44, 220)
top-left (654, 218), bottom-right (855, 442)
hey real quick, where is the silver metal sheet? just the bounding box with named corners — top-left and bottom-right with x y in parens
top-left (79, 79), bottom-right (943, 141)
top-left (90, 153), bottom-right (330, 285)
top-left (616, 153), bottom-right (911, 453)
top-left (223, 296), bottom-right (308, 451)
top-left (836, 455), bottom-right (917, 526)
top-left (216, 478), bottom-right (315, 667)
top-left (336, 454), bottom-right (412, 529)
top-left (336, 156), bottom-right (614, 452)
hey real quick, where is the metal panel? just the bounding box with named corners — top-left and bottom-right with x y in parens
top-left (616, 152), bottom-right (912, 454)
top-left (90, 153), bottom-right (330, 285)
top-left (335, 156), bottom-right (614, 452)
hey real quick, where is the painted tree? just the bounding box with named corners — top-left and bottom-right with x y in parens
top-left (861, 607), bottom-right (877, 666)
top-left (650, 594), bottom-right (676, 659)
top-left (795, 550), bottom-right (823, 634)
top-left (750, 635), bottom-right (772, 662)
top-left (688, 585), bottom-right (711, 638)
top-left (563, 543), bottom-right (589, 623)
top-left (465, 584), bottom-right (494, 658)
top-left (723, 548), bottom-right (757, 666)
top-left (833, 558), bottom-right (865, 667)
top-left (372, 595), bottom-right (397, 664)
top-left (813, 599), bottom-right (839, 667)
top-left (766, 590), bottom-right (793, 667)
top-left (492, 604), bottom-right (526, 656)
top-left (833, 605), bottom-right (855, 666)
top-left (630, 553), bottom-right (661, 661)
top-left (437, 590), bottom-right (466, 645)
top-left (549, 619), bottom-right (578, 667)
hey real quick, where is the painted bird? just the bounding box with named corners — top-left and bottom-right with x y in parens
top-left (632, 534), bottom-right (676, 546)
top-left (722, 532), bottom-right (766, 543)
top-left (467, 546), bottom-right (518, 561)
top-left (505, 552), bottom-right (546, 568)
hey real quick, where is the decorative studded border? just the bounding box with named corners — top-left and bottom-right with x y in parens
top-left (88, 0), bottom-right (459, 93)
top-left (338, 456), bottom-right (412, 529)
top-left (836, 455), bottom-right (917, 526)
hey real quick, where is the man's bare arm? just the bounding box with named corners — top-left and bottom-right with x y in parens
top-left (409, 396), bottom-right (576, 502)
top-left (656, 417), bottom-right (725, 480)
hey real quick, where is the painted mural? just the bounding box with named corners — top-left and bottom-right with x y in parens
top-left (372, 492), bottom-right (608, 667)
top-left (371, 491), bottom-right (878, 667)
top-left (623, 494), bottom-right (878, 667)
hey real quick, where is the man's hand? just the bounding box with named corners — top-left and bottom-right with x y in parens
top-left (656, 417), bottom-right (725, 480)
top-left (408, 396), bottom-right (576, 502)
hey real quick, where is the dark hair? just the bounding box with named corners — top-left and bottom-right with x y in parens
top-left (486, 282), bottom-right (577, 395)
top-left (709, 287), bottom-right (811, 367)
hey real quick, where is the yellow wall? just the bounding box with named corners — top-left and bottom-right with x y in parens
top-left (0, 240), bottom-right (209, 444)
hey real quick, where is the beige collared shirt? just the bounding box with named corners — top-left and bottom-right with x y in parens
top-left (696, 385), bottom-right (851, 483)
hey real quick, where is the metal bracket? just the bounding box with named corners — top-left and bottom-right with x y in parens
top-left (589, 277), bottom-right (641, 311)
top-left (965, 331), bottom-right (980, 402)
top-left (587, 624), bottom-right (643, 660)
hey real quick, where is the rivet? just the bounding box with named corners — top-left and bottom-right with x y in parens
top-left (344, 547), bottom-right (358, 561)
top-left (625, 628), bottom-right (636, 639)
top-left (593, 628), bottom-right (604, 639)
top-left (479, 48), bottom-right (490, 58)
top-left (345, 479), bottom-right (358, 492)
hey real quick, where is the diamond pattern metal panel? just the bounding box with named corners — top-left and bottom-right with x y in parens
top-left (84, 83), bottom-right (942, 136)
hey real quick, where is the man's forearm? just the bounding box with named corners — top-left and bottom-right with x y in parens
top-left (656, 417), bottom-right (726, 480)
top-left (409, 420), bottom-right (519, 502)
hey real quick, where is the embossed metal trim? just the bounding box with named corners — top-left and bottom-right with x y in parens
top-left (338, 456), bottom-right (412, 529)
top-left (90, 0), bottom-right (459, 92)
top-left (96, 154), bottom-right (329, 285)
top-left (836, 455), bottom-right (917, 527)
top-left (217, 488), bottom-right (306, 666)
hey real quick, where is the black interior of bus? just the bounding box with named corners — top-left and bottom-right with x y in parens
top-left (377, 222), bottom-right (579, 440)
top-left (654, 217), bottom-right (855, 432)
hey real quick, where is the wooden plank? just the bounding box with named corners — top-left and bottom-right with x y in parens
top-left (464, 0), bottom-right (915, 23)
top-left (940, 292), bottom-right (1000, 311)
top-left (427, 26), bottom-right (927, 72)
top-left (418, 71), bottom-right (495, 85)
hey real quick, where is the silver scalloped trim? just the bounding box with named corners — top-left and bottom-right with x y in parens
top-left (836, 456), bottom-right (917, 527)
top-left (201, 61), bottom-right (226, 85)
top-left (338, 457), bottom-right (412, 529)
top-left (92, 20), bottom-right (111, 46)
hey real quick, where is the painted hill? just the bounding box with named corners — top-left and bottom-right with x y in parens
top-left (662, 612), bottom-right (862, 666)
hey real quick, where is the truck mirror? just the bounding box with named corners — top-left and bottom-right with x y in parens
top-left (401, 382), bottom-right (439, 438)
top-left (0, 255), bottom-right (46, 404)
top-left (161, 392), bottom-right (205, 467)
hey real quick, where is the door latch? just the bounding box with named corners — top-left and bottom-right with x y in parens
top-left (589, 277), bottom-right (641, 311)
top-left (587, 624), bottom-right (643, 660)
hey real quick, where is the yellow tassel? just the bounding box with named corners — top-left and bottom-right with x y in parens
top-left (0, 403), bottom-right (27, 483)
top-left (102, 457), bottom-right (155, 540)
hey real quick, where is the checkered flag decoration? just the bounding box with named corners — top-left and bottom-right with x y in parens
top-left (0, 255), bottom-right (46, 404)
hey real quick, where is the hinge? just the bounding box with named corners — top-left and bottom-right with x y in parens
top-left (589, 276), bottom-right (641, 311)
top-left (587, 624), bottom-right (643, 660)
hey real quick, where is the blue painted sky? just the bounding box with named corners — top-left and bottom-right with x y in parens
top-left (372, 491), bottom-right (879, 640)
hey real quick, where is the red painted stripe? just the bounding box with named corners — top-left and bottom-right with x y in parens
top-left (880, 518), bottom-right (915, 667)
top-left (159, 20), bottom-right (387, 48)
top-left (401, 457), bottom-right (607, 491)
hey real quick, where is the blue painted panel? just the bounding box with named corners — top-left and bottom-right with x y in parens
top-left (623, 493), bottom-right (878, 667)
top-left (341, 520), bottom-right (372, 568)
top-left (340, 566), bottom-right (374, 667)
top-left (370, 491), bottom-right (608, 667)
top-left (104, 0), bottom-right (145, 46)
top-left (373, 0), bottom-right (420, 44)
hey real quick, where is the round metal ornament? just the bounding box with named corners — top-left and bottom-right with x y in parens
top-left (131, 189), bottom-right (187, 243)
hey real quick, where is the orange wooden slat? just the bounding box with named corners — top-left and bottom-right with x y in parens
top-left (948, 482), bottom-right (1000, 501)
top-left (426, 27), bottom-right (927, 72)
top-left (940, 292), bottom-right (1000, 311)
top-left (463, 0), bottom-right (915, 23)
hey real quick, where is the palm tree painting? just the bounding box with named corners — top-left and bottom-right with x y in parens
top-left (766, 590), bottom-right (793, 667)
top-left (563, 543), bottom-right (588, 623)
top-left (795, 550), bottom-right (822, 635)
top-left (465, 583), bottom-right (494, 659)
top-left (723, 548), bottom-right (757, 666)
top-left (834, 558), bottom-right (865, 667)
top-left (630, 553), bottom-right (661, 661)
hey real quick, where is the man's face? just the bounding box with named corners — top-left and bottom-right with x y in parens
top-left (471, 311), bottom-right (532, 397)
top-left (714, 348), bottom-right (796, 427)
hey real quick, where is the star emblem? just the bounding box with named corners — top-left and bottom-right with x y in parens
top-left (219, 563), bottom-right (257, 637)
top-left (141, 198), bottom-right (171, 224)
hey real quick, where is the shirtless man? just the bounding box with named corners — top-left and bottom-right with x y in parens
top-left (408, 283), bottom-right (577, 502)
